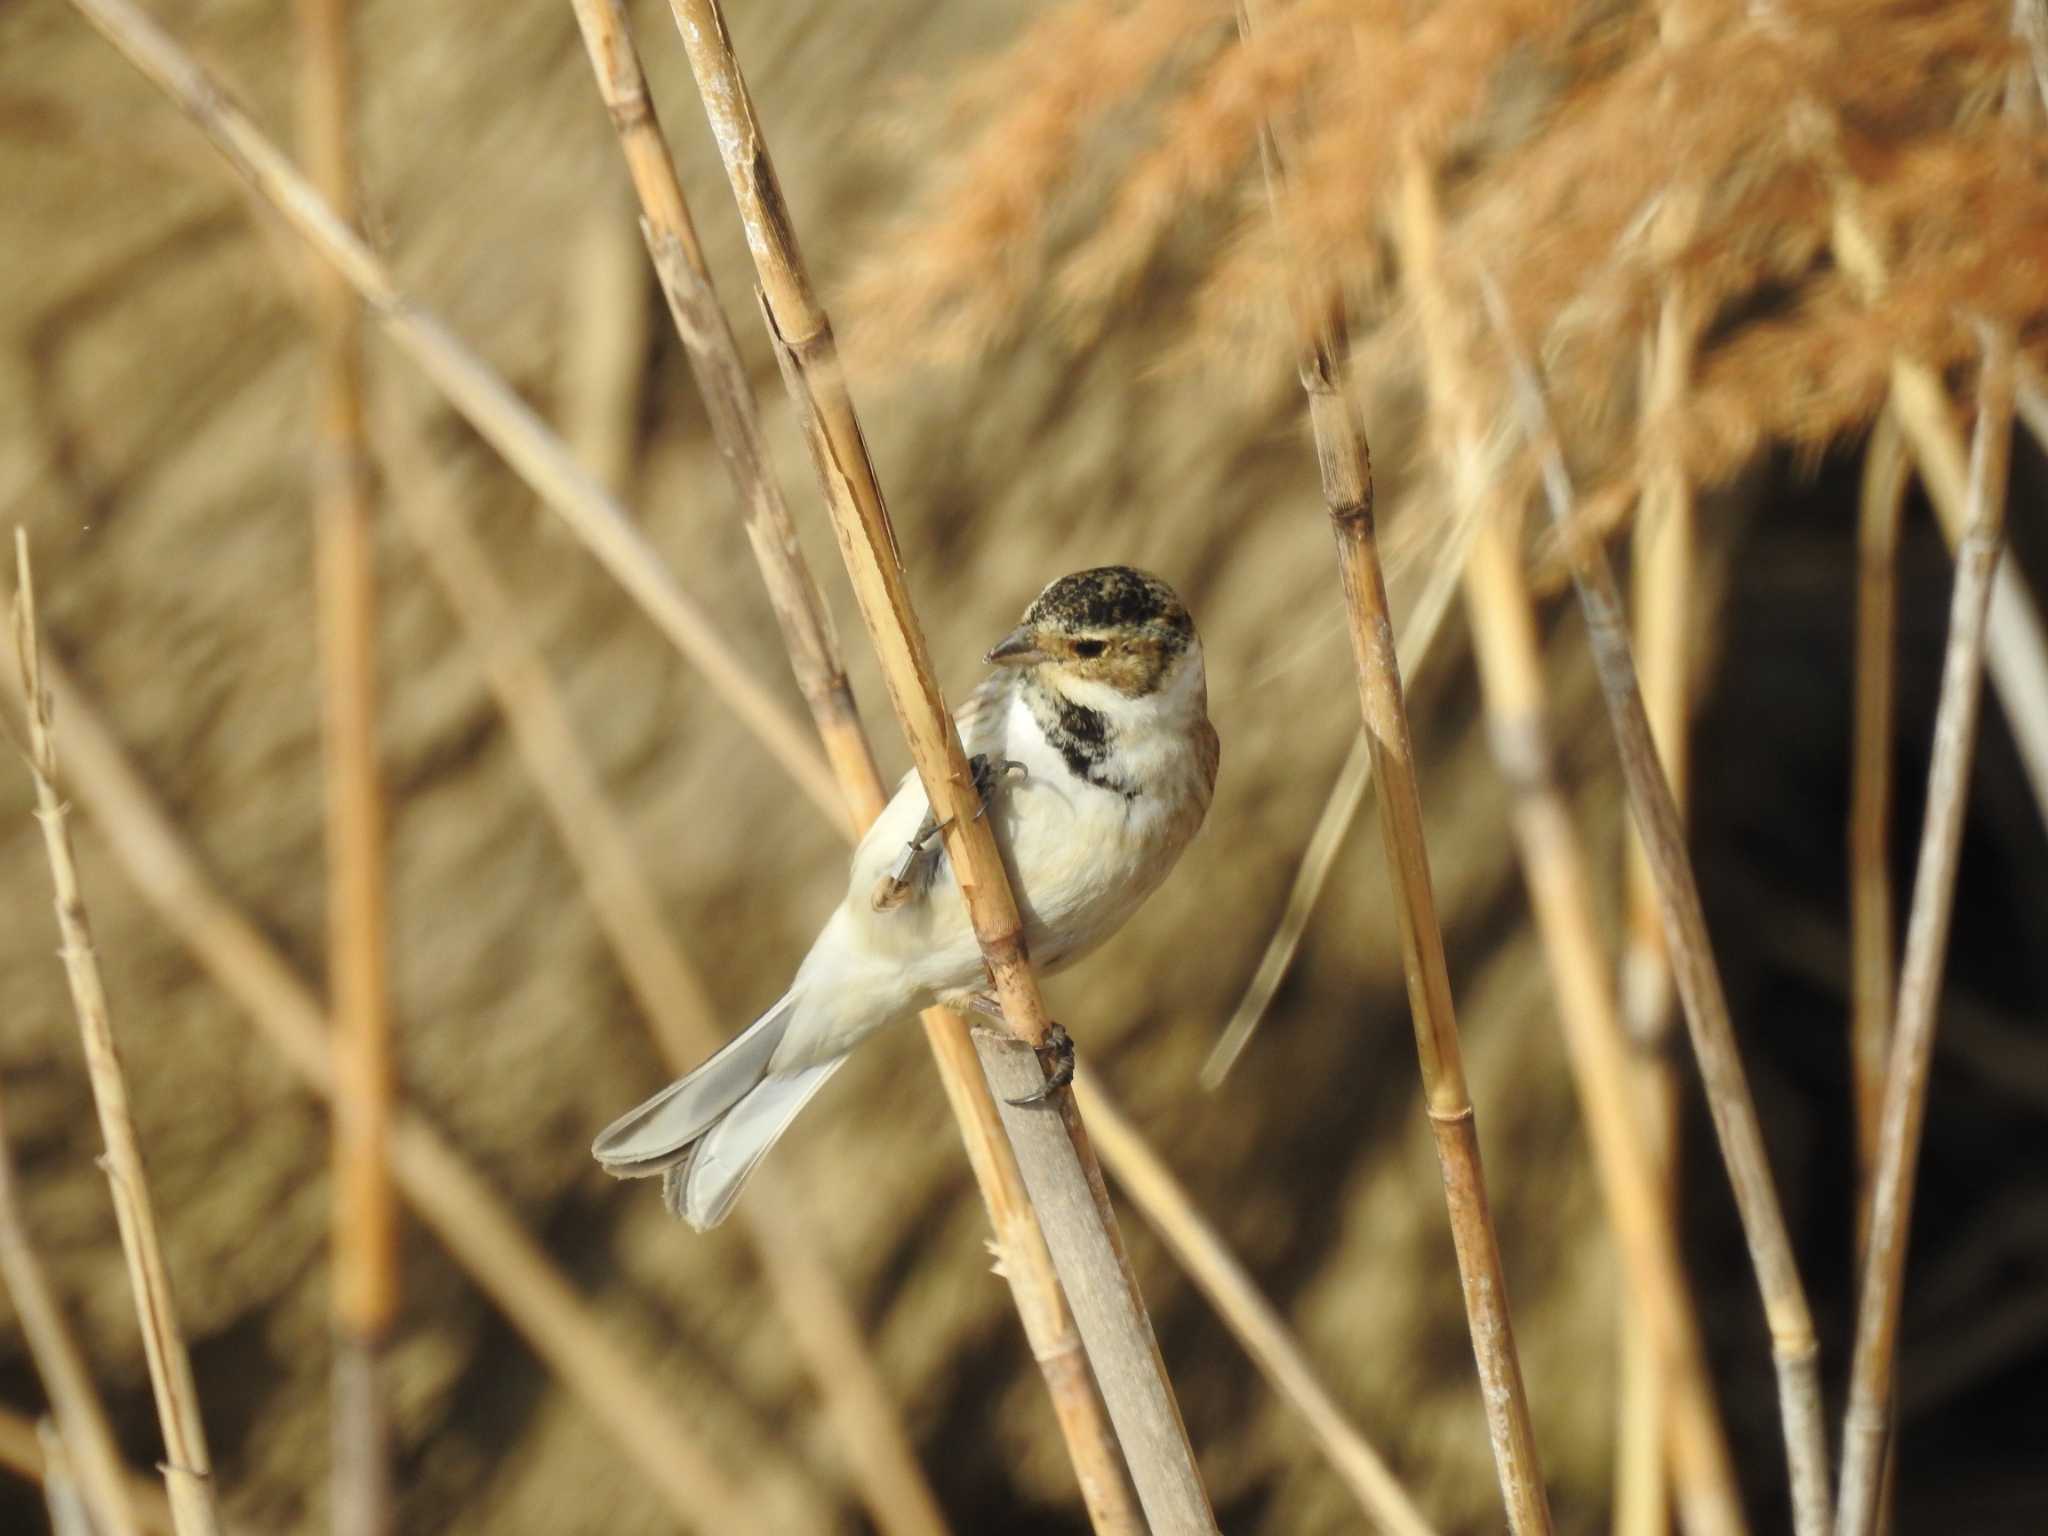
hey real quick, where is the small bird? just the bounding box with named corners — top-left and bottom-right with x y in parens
top-left (592, 566), bottom-right (1219, 1229)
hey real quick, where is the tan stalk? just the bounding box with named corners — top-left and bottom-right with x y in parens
top-left (1239, 26), bottom-right (1551, 1528)
top-left (1616, 286), bottom-right (1698, 1536)
top-left (557, 5), bottom-right (1142, 1526)
top-left (1075, 1072), bottom-right (1439, 1536)
top-left (380, 405), bottom-right (952, 1536)
top-left (1837, 333), bottom-right (2015, 1536)
top-left (38, 1420), bottom-right (101, 1536)
top-left (14, 535), bottom-right (224, 1536)
top-left (1394, 152), bottom-right (1737, 1536)
top-left (0, 1086), bottom-right (143, 1536)
top-left (292, 1), bottom-right (395, 1531)
top-left (1828, 198), bottom-right (2048, 835)
top-left (1203, 538), bottom-right (1468, 1088)
top-left (0, 1407), bottom-right (178, 1536)
top-left (662, 2), bottom-right (1215, 1527)
top-left (1851, 411), bottom-right (1910, 1254)
top-left (1479, 274), bottom-right (1831, 1536)
top-left (59, 0), bottom-right (844, 829)
top-left (0, 645), bottom-right (811, 1536)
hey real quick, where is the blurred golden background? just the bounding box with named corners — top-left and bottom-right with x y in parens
top-left (2, 0), bottom-right (2045, 1532)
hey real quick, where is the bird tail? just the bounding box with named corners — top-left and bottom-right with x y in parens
top-left (660, 1056), bottom-right (847, 1229)
top-left (591, 989), bottom-right (799, 1180)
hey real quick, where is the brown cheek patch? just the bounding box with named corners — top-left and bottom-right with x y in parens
top-left (1084, 638), bottom-right (1166, 696)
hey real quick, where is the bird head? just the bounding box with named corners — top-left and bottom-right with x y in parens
top-left (984, 566), bottom-right (1201, 704)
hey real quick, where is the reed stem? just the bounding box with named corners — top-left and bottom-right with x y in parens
top-left (1836, 332), bottom-right (2015, 1536)
top-left (1480, 273), bottom-right (1831, 1536)
top-left (14, 534), bottom-right (225, 1536)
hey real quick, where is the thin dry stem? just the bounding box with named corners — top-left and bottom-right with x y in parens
top-left (59, 0), bottom-right (844, 828)
top-left (1481, 273), bottom-right (1831, 1536)
top-left (1851, 410), bottom-right (1910, 1257)
top-left (559, 195), bottom-right (652, 497)
top-left (1616, 285), bottom-right (1699, 1536)
top-left (293, 0), bottom-right (394, 1529)
top-left (0, 1408), bottom-right (179, 1536)
top-left (558, 5), bottom-right (1139, 1525)
top-left (1074, 1073), bottom-right (1439, 1536)
top-left (664, 2), bottom-right (1215, 1526)
top-left (14, 533), bottom-right (224, 1536)
top-left (1202, 528), bottom-right (1468, 1089)
top-left (0, 642), bottom-right (795, 1536)
top-left (1837, 332), bottom-right (2015, 1536)
top-left (0, 1089), bottom-right (143, 1536)
top-left (381, 404), bottom-right (950, 1536)
top-left (1245, 19), bottom-right (1552, 1532)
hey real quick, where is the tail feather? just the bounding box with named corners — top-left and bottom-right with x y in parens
top-left (591, 990), bottom-right (797, 1176)
top-left (669, 1059), bottom-right (847, 1230)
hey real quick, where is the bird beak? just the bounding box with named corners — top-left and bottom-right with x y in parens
top-left (984, 624), bottom-right (1049, 668)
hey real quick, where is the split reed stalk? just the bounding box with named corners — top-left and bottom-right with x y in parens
top-left (1480, 275), bottom-right (1831, 1536)
top-left (1203, 543), bottom-right (1467, 1089)
top-left (558, 5), bottom-right (1139, 1525)
top-left (1243, 23), bottom-right (1551, 1532)
top-left (0, 1407), bottom-right (177, 1536)
top-left (1851, 412), bottom-right (1910, 1255)
top-left (0, 646), bottom-right (799, 1536)
top-left (1392, 153), bottom-right (1740, 1536)
top-left (58, 0), bottom-right (843, 828)
top-left (293, 1), bottom-right (394, 1530)
top-left (663, 3), bottom-right (1215, 1526)
top-left (1616, 287), bottom-right (1698, 1536)
top-left (0, 1085), bottom-right (142, 1536)
top-left (1837, 334), bottom-right (2015, 1536)
top-left (14, 534), bottom-right (224, 1536)
top-left (1074, 1072), bottom-right (1439, 1536)
top-left (381, 408), bottom-right (951, 1536)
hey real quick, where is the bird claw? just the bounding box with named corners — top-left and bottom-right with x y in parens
top-left (1004, 1022), bottom-right (1075, 1107)
top-left (872, 757), bottom-right (1027, 912)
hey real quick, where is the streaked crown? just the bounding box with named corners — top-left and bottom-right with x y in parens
top-left (1025, 566), bottom-right (1192, 644)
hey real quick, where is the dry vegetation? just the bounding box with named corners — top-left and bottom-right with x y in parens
top-left (2, 0), bottom-right (2045, 1533)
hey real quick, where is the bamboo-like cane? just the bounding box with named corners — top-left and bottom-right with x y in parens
top-left (1616, 286), bottom-right (1699, 1536)
top-left (0, 647), bottom-right (807, 1536)
top-left (14, 534), bottom-right (225, 1536)
top-left (1851, 411), bottom-right (1910, 1256)
top-left (660, 4), bottom-right (1215, 1527)
top-left (1203, 540), bottom-right (1467, 1088)
top-left (0, 1088), bottom-right (143, 1536)
top-left (0, 1406), bottom-right (180, 1536)
top-left (1479, 274), bottom-right (1831, 1536)
top-left (57, 0), bottom-right (844, 831)
top-left (1836, 332), bottom-right (2015, 1536)
top-left (1074, 1072), bottom-right (1440, 1536)
top-left (1391, 155), bottom-right (1742, 1536)
top-left (556, 5), bottom-right (1140, 1527)
top-left (380, 407), bottom-right (952, 1536)
top-left (1241, 23), bottom-right (1552, 1535)
top-left (293, 2), bottom-right (394, 1531)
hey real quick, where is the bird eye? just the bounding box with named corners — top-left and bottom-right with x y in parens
top-left (1072, 639), bottom-right (1108, 659)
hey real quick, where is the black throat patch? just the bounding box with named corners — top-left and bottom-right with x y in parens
top-left (1029, 684), bottom-right (1137, 799)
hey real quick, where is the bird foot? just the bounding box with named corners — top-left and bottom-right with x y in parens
top-left (1006, 1022), bottom-right (1074, 1106)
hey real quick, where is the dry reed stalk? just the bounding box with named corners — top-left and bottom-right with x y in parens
top-left (1073, 1072), bottom-right (1439, 1536)
top-left (1202, 541), bottom-right (1467, 1089)
top-left (1851, 411), bottom-right (1910, 1256)
top-left (14, 535), bottom-right (224, 1536)
top-left (1480, 274), bottom-right (1832, 1536)
top-left (58, 0), bottom-right (844, 830)
top-left (663, 3), bottom-right (1215, 1527)
top-left (1616, 286), bottom-right (1699, 1536)
top-left (0, 649), bottom-right (803, 1536)
top-left (559, 195), bottom-right (651, 498)
top-left (1828, 197), bottom-right (2048, 836)
top-left (556, 6), bottom-right (1141, 1525)
top-left (1244, 22), bottom-right (1551, 1533)
top-left (0, 1087), bottom-right (143, 1536)
top-left (292, 2), bottom-right (394, 1531)
top-left (38, 1420), bottom-right (98, 1536)
top-left (1392, 153), bottom-right (1739, 1536)
top-left (380, 406), bottom-right (952, 1536)
top-left (0, 1407), bottom-right (177, 1536)
top-left (1836, 332), bottom-right (2015, 1536)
